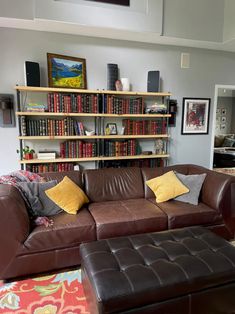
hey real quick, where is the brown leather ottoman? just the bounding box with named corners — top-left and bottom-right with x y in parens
top-left (80, 227), bottom-right (235, 314)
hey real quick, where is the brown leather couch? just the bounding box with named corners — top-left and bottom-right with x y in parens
top-left (0, 164), bottom-right (235, 280)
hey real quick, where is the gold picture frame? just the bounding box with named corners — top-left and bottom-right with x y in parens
top-left (47, 53), bottom-right (87, 89)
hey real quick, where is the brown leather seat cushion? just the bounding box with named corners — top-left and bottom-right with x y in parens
top-left (81, 227), bottom-right (235, 313)
top-left (19, 208), bottom-right (96, 253)
top-left (148, 199), bottom-right (223, 229)
top-left (88, 199), bottom-right (167, 240)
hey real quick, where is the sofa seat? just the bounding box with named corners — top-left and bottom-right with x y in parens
top-left (88, 199), bottom-right (167, 240)
top-left (18, 208), bottom-right (96, 254)
top-left (148, 199), bottom-right (223, 229)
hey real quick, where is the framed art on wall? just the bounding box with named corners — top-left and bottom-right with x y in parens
top-left (86, 0), bottom-right (130, 6)
top-left (47, 53), bottom-right (87, 89)
top-left (181, 98), bottom-right (210, 135)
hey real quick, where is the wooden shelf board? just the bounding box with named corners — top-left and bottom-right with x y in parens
top-left (18, 134), bottom-right (169, 140)
top-left (20, 154), bottom-right (169, 164)
top-left (16, 112), bottom-right (101, 117)
top-left (15, 86), bottom-right (171, 97)
top-left (99, 113), bottom-right (171, 118)
top-left (19, 136), bottom-right (100, 140)
top-left (16, 112), bottom-right (171, 118)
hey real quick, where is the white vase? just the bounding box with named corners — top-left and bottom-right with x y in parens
top-left (121, 78), bottom-right (130, 91)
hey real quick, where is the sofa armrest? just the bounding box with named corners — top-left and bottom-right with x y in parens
top-left (188, 165), bottom-right (235, 218)
top-left (0, 184), bottom-right (30, 277)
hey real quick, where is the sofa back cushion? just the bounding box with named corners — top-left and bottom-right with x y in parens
top-left (84, 167), bottom-right (144, 202)
top-left (142, 165), bottom-right (189, 199)
top-left (40, 171), bottom-right (84, 188)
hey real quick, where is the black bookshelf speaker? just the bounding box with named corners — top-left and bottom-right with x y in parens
top-left (24, 61), bottom-right (40, 87)
top-left (107, 63), bottom-right (118, 90)
top-left (147, 71), bottom-right (160, 92)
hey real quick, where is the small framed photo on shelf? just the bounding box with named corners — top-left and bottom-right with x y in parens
top-left (181, 98), bottom-right (210, 135)
top-left (221, 108), bottom-right (227, 115)
top-left (47, 53), bottom-right (87, 89)
top-left (106, 123), bottom-right (117, 135)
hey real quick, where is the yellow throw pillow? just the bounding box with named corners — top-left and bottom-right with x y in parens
top-left (146, 171), bottom-right (189, 203)
top-left (45, 176), bottom-right (89, 214)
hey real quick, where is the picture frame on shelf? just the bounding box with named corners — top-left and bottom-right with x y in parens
top-left (181, 98), bottom-right (210, 135)
top-left (106, 123), bottom-right (117, 135)
top-left (47, 53), bottom-right (87, 89)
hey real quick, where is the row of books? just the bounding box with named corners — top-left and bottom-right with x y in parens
top-left (21, 116), bottom-right (85, 136)
top-left (104, 139), bottom-right (141, 157)
top-left (47, 93), bottom-right (99, 113)
top-left (103, 158), bottom-right (165, 168)
top-left (60, 141), bottom-right (97, 158)
top-left (25, 158), bottom-right (165, 173)
top-left (122, 119), bottom-right (167, 135)
top-left (104, 96), bottom-right (145, 114)
top-left (26, 163), bottom-right (74, 173)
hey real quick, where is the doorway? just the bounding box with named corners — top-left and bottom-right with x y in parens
top-left (210, 85), bottom-right (235, 169)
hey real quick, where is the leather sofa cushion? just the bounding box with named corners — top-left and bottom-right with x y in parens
top-left (40, 170), bottom-right (84, 188)
top-left (142, 165), bottom-right (189, 199)
top-left (84, 167), bottom-right (144, 202)
top-left (19, 208), bottom-right (96, 253)
top-left (148, 198), bottom-right (223, 229)
top-left (88, 199), bottom-right (167, 239)
top-left (80, 226), bottom-right (235, 313)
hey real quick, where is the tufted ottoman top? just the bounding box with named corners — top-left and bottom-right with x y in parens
top-left (80, 227), bottom-right (235, 313)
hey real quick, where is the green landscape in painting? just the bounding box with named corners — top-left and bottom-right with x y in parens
top-left (52, 57), bottom-right (84, 88)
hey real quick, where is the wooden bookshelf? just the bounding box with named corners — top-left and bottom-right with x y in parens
top-left (20, 154), bottom-right (170, 164)
top-left (16, 86), bottom-right (171, 171)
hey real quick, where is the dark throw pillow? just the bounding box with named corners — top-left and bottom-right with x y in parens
top-left (174, 172), bottom-right (207, 205)
top-left (17, 181), bottom-right (63, 217)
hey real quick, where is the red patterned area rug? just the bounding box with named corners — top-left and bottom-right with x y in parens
top-left (0, 269), bottom-right (90, 314)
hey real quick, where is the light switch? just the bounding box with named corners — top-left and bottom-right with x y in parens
top-left (181, 53), bottom-right (190, 69)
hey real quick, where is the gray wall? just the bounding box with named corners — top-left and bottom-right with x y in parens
top-left (1, 28), bottom-right (235, 174)
top-left (216, 97), bottom-right (234, 135)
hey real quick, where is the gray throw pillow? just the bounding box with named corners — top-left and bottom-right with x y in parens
top-left (174, 172), bottom-right (207, 205)
top-left (222, 137), bottom-right (235, 147)
top-left (17, 181), bottom-right (63, 216)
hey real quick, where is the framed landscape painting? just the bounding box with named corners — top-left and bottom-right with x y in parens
top-left (47, 53), bottom-right (87, 89)
top-left (181, 98), bottom-right (210, 135)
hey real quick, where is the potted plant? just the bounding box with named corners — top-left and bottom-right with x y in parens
top-left (17, 146), bottom-right (35, 160)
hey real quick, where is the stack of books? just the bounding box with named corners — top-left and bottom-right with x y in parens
top-left (37, 151), bottom-right (56, 160)
top-left (25, 103), bottom-right (46, 112)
